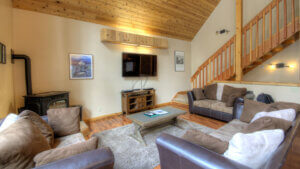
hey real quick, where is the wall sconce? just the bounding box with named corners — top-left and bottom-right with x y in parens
top-left (269, 63), bottom-right (296, 69)
top-left (216, 29), bottom-right (230, 35)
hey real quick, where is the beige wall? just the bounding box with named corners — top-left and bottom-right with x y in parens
top-left (191, 0), bottom-right (236, 74)
top-left (12, 9), bottom-right (191, 119)
top-left (0, 0), bottom-right (15, 118)
top-left (191, 0), bottom-right (300, 84)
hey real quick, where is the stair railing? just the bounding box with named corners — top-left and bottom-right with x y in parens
top-left (191, 0), bottom-right (300, 88)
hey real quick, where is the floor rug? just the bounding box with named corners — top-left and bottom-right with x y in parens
top-left (94, 118), bottom-right (215, 169)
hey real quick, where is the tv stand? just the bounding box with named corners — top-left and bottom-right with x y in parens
top-left (121, 89), bottom-right (155, 115)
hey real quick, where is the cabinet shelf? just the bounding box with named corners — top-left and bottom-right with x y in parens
top-left (121, 89), bottom-right (155, 115)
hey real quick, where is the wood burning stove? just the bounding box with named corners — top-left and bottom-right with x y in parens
top-left (23, 91), bottom-right (70, 116)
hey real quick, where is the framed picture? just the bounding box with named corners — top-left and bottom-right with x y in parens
top-left (69, 54), bottom-right (93, 79)
top-left (0, 42), bottom-right (6, 64)
top-left (174, 51), bottom-right (184, 72)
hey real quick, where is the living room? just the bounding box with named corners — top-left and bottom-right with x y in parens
top-left (0, 0), bottom-right (299, 169)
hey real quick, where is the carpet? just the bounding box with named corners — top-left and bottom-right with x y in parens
top-left (94, 118), bottom-right (215, 169)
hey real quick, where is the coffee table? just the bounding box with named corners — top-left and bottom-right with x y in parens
top-left (127, 106), bottom-right (186, 145)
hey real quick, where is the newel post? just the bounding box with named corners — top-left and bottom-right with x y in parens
top-left (235, 0), bottom-right (243, 81)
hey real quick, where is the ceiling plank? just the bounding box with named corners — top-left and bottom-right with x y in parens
top-left (12, 0), bottom-right (220, 41)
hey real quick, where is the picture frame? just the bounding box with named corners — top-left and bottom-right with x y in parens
top-left (174, 51), bottom-right (184, 72)
top-left (0, 42), bottom-right (6, 64)
top-left (69, 54), bottom-right (93, 79)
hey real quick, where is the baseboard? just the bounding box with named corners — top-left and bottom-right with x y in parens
top-left (84, 112), bottom-right (123, 122)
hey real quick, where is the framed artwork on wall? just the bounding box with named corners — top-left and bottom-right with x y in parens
top-left (174, 51), bottom-right (184, 72)
top-left (0, 42), bottom-right (6, 64)
top-left (69, 54), bottom-right (93, 79)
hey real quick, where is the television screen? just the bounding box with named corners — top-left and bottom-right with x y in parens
top-left (122, 53), bottom-right (157, 77)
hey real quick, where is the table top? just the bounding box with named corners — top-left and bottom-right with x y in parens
top-left (127, 106), bottom-right (186, 126)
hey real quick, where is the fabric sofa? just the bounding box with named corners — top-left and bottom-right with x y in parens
top-left (188, 91), bottom-right (235, 122)
top-left (0, 114), bottom-right (114, 169)
top-left (156, 98), bottom-right (300, 169)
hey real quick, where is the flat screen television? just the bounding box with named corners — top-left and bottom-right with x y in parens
top-left (122, 53), bottom-right (157, 77)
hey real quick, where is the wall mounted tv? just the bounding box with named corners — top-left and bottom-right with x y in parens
top-left (122, 53), bottom-right (157, 77)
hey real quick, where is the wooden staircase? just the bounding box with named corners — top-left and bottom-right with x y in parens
top-left (191, 0), bottom-right (300, 88)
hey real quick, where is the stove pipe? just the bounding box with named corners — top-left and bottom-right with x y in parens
top-left (11, 54), bottom-right (33, 95)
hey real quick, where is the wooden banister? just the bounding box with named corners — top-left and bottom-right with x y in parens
top-left (191, 0), bottom-right (300, 89)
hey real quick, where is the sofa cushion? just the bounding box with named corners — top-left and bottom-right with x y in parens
top-left (47, 107), bottom-right (80, 137)
top-left (221, 85), bottom-right (247, 103)
top-left (192, 88), bottom-right (206, 100)
top-left (193, 99), bottom-right (213, 109)
top-left (0, 118), bottom-right (50, 169)
top-left (240, 99), bottom-right (270, 123)
top-left (34, 136), bottom-right (98, 167)
top-left (19, 110), bottom-right (54, 147)
top-left (182, 129), bottom-right (228, 154)
top-left (224, 129), bottom-right (284, 169)
top-left (209, 119), bottom-right (248, 142)
top-left (242, 117), bottom-right (292, 133)
top-left (225, 93), bottom-right (239, 107)
top-left (210, 101), bottom-right (233, 114)
top-left (204, 83), bottom-right (217, 100)
top-left (54, 133), bottom-right (86, 148)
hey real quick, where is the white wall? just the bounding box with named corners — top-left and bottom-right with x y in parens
top-left (12, 9), bottom-right (191, 119)
top-left (191, 0), bottom-right (300, 84)
top-left (0, 0), bottom-right (15, 118)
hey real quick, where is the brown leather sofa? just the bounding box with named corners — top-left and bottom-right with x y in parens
top-left (0, 115), bottom-right (114, 169)
top-left (188, 91), bottom-right (234, 122)
top-left (156, 98), bottom-right (300, 169)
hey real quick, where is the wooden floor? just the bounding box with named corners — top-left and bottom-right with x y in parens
top-left (86, 102), bottom-right (299, 169)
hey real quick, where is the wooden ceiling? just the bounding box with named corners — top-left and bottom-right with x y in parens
top-left (12, 0), bottom-right (220, 41)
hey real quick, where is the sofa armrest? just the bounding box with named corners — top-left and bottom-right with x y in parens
top-left (156, 133), bottom-right (250, 169)
top-left (34, 147), bottom-right (114, 169)
top-left (187, 91), bottom-right (195, 112)
top-left (233, 97), bottom-right (244, 120)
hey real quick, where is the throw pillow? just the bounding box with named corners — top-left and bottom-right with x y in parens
top-left (268, 102), bottom-right (300, 114)
top-left (221, 85), bottom-right (247, 103)
top-left (225, 93), bottom-right (239, 107)
top-left (182, 129), bottom-right (228, 154)
top-left (34, 136), bottom-right (98, 166)
top-left (0, 118), bottom-right (50, 169)
top-left (192, 88), bottom-right (206, 100)
top-left (204, 83), bottom-right (217, 100)
top-left (242, 117), bottom-right (292, 133)
top-left (240, 99), bottom-right (269, 123)
top-left (224, 129), bottom-right (284, 169)
top-left (250, 109), bottom-right (296, 123)
top-left (0, 113), bottom-right (19, 133)
top-left (47, 107), bottom-right (80, 137)
top-left (19, 110), bottom-right (54, 147)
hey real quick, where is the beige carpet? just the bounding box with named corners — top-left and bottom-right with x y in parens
top-left (95, 118), bottom-right (215, 169)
